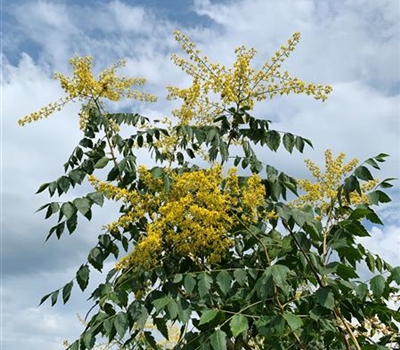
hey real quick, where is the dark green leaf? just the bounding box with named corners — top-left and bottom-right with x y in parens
top-left (154, 317), bottom-right (169, 339)
top-left (39, 292), bottom-right (52, 306)
top-left (51, 290), bottom-right (59, 306)
top-left (354, 166), bottom-right (373, 181)
top-left (36, 182), bottom-right (50, 194)
top-left (283, 133), bottom-right (295, 153)
top-left (295, 136), bottom-right (305, 152)
top-left (265, 130), bottom-right (280, 151)
top-left (76, 264), bottom-right (90, 291)
top-left (62, 281), bottom-right (73, 304)
top-left (315, 287), bottom-right (335, 310)
top-left (143, 331), bottom-right (158, 349)
top-left (66, 214), bottom-right (78, 234)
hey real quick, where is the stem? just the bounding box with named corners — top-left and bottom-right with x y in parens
top-left (93, 99), bottom-right (124, 183)
top-left (283, 222), bottom-right (362, 350)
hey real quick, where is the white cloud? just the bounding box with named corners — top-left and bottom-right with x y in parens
top-left (2, 0), bottom-right (399, 349)
top-left (358, 224), bottom-right (400, 267)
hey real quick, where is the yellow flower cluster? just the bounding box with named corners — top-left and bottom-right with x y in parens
top-left (167, 31), bottom-right (332, 125)
top-left (292, 150), bottom-right (378, 214)
top-left (18, 55), bottom-right (156, 127)
top-left (91, 166), bottom-right (269, 270)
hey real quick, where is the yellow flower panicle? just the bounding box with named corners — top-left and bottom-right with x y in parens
top-left (168, 31), bottom-right (332, 125)
top-left (292, 150), bottom-right (379, 214)
top-left (90, 166), bottom-right (270, 270)
top-left (18, 55), bottom-right (156, 127)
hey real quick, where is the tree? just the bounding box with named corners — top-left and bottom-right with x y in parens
top-left (20, 31), bottom-right (399, 350)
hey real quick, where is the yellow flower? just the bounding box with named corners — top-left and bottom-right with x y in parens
top-left (18, 55), bottom-right (156, 127)
top-left (168, 31), bottom-right (332, 126)
top-left (91, 166), bottom-right (268, 270)
top-left (291, 150), bottom-right (378, 214)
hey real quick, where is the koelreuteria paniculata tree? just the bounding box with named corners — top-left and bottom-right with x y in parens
top-left (20, 31), bottom-right (399, 350)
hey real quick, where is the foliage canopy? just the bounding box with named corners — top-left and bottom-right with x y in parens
top-left (20, 31), bottom-right (399, 350)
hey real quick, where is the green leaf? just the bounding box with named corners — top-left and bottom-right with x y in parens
top-left (198, 272), bottom-right (213, 299)
top-left (370, 275), bottom-right (385, 298)
top-left (283, 133), bottom-right (295, 153)
top-left (315, 287), bottom-right (335, 310)
top-left (88, 192), bottom-right (104, 207)
top-left (67, 340), bottom-right (79, 350)
top-left (269, 264), bottom-right (290, 287)
top-left (88, 247), bottom-right (104, 271)
top-left (151, 166), bottom-right (164, 179)
top-left (291, 208), bottom-right (312, 227)
top-left (368, 190), bottom-right (391, 205)
top-left (184, 274), bottom-right (196, 294)
top-left (198, 309), bottom-right (219, 326)
top-left (62, 281), bottom-right (73, 304)
top-left (94, 157), bottom-right (109, 169)
top-left (216, 271), bottom-right (232, 295)
top-left (67, 215), bottom-right (79, 233)
top-left (167, 300), bottom-right (179, 319)
top-left (45, 202), bottom-right (60, 219)
top-left (81, 332), bottom-right (95, 349)
top-left (355, 283), bottom-right (367, 299)
top-left (76, 264), bottom-right (90, 291)
top-left (114, 312), bottom-right (128, 338)
top-left (143, 331), bottom-right (158, 349)
top-left (233, 269), bottom-right (247, 286)
top-left (51, 290), bottom-right (59, 306)
top-left (61, 202), bottom-right (77, 220)
top-left (295, 136), bottom-right (305, 152)
top-left (154, 317), bottom-right (169, 339)
top-left (153, 297), bottom-right (171, 313)
top-left (39, 292), bottom-right (52, 306)
top-left (230, 314), bottom-right (248, 337)
top-left (210, 330), bottom-right (227, 350)
top-left (390, 266), bottom-right (400, 284)
top-left (283, 312), bottom-right (303, 331)
top-left (55, 221), bottom-right (65, 239)
top-left (336, 264), bottom-right (359, 279)
top-left (354, 166), bottom-right (374, 181)
top-left (57, 176), bottom-right (71, 193)
top-left (265, 130), bottom-right (280, 151)
top-left (344, 175), bottom-right (359, 194)
top-left (36, 182), bottom-right (50, 194)
top-left (73, 197), bottom-right (91, 216)
top-left (366, 253), bottom-right (375, 272)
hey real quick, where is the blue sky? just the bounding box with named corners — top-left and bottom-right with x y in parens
top-left (2, 0), bottom-right (400, 349)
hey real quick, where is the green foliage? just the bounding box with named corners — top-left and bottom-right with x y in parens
top-left (23, 33), bottom-right (400, 350)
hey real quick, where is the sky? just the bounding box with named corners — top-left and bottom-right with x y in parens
top-left (1, 0), bottom-right (400, 349)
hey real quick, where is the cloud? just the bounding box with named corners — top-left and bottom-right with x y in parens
top-left (2, 0), bottom-right (399, 349)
